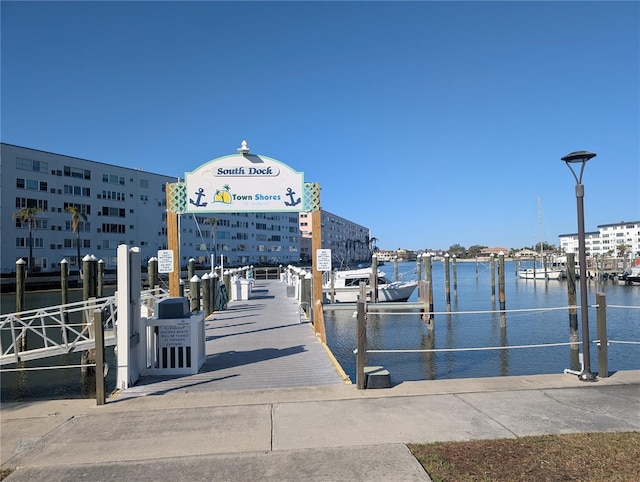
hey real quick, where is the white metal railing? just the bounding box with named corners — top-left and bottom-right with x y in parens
top-left (0, 287), bottom-right (169, 367)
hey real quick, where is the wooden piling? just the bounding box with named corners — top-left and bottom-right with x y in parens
top-left (16, 258), bottom-right (26, 351)
top-left (425, 254), bottom-right (434, 324)
top-left (188, 258), bottom-right (195, 280)
top-left (190, 275), bottom-right (201, 312)
top-left (211, 272), bottom-right (218, 311)
top-left (566, 252), bottom-right (579, 350)
top-left (93, 309), bottom-right (105, 405)
top-left (452, 255), bottom-right (458, 299)
top-left (490, 254), bottom-right (496, 303)
top-left (356, 296), bottom-right (366, 390)
top-left (97, 259), bottom-right (104, 298)
top-left (498, 252), bottom-right (506, 327)
top-left (393, 256), bottom-right (399, 282)
top-left (148, 257), bottom-right (158, 291)
top-left (61, 258), bottom-right (69, 305)
top-left (596, 292), bottom-right (608, 378)
top-left (444, 254), bottom-right (451, 311)
top-left (371, 254), bottom-right (379, 303)
top-left (202, 273), bottom-right (210, 315)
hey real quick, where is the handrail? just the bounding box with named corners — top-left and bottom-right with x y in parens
top-left (0, 288), bottom-right (169, 366)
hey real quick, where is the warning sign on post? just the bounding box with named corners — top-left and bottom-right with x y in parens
top-left (316, 249), bottom-right (332, 271)
top-left (157, 250), bottom-right (174, 273)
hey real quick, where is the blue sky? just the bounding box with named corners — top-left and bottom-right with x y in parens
top-left (2, 1), bottom-right (638, 251)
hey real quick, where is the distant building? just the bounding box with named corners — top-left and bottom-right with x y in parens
top-left (559, 221), bottom-right (640, 258)
top-left (299, 210), bottom-right (370, 267)
top-left (478, 247), bottom-right (509, 258)
top-left (2, 143), bottom-right (305, 274)
top-left (513, 249), bottom-right (539, 259)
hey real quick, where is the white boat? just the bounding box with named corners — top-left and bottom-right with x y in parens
top-left (517, 267), bottom-right (563, 280)
top-left (517, 196), bottom-right (563, 281)
top-left (324, 268), bottom-right (417, 303)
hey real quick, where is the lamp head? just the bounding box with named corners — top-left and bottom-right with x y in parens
top-left (561, 151), bottom-right (596, 163)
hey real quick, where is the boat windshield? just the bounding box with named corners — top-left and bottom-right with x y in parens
top-left (344, 276), bottom-right (388, 287)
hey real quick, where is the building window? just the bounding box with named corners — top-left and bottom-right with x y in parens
top-left (102, 174), bottom-right (125, 185)
top-left (64, 166), bottom-right (91, 179)
top-left (15, 197), bottom-right (48, 210)
top-left (16, 157), bottom-right (48, 172)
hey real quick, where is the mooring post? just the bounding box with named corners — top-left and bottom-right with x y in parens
top-left (452, 254), bottom-right (458, 299)
top-left (498, 252), bottom-right (506, 327)
top-left (148, 257), bottom-right (158, 291)
top-left (97, 259), bottom-right (104, 298)
top-left (179, 278), bottom-right (185, 297)
top-left (16, 258), bottom-right (26, 350)
top-left (566, 252), bottom-right (579, 350)
top-left (475, 256), bottom-right (479, 279)
top-left (596, 292), bottom-right (608, 378)
top-left (393, 256), bottom-right (399, 282)
top-left (371, 254), bottom-right (379, 303)
top-left (94, 308), bottom-right (106, 405)
top-left (190, 275), bottom-right (201, 313)
top-left (82, 255), bottom-right (91, 301)
top-left (416, 256), bottom-right (422, 285)
top-left (223, 270), bottom-right (231, 301)
top-left (490, 254), bottom-right (496, 303)
top-left (202, 273), bottom-right (210, 315)
top-left (211, 272), bottom-right (219, 311)
top-left (356, 296), bottom-right (366, 389)
top-left (424, 253), bottom-right (434, 323)
top-left (61, 258), bottom-right (69, 305)
top-left (444, 254), bottom-right (451, 311)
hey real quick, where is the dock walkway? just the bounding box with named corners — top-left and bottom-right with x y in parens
top-left (117, 279), bottom-right (348, 398)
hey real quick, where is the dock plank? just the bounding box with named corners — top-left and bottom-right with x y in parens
top-left (118, 280), bottom-right (348, 397)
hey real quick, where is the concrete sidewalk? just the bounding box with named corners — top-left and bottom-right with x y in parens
top-left (2, 370), bottom-right (639, 481)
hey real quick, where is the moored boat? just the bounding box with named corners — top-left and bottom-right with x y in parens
top-left (618, 266), bottom-right (640, 285)
top-left (517, 267), bottom-right (563, 280)
top-left (323, 267), bottom-right (417, 303)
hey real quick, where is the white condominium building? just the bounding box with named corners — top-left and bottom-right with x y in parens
top-left (559, 221), bottom-right (640, 258)
top-left (299, 210), bottom-right (370, 267)
top-left (1, 143), bottom-right (303, 274)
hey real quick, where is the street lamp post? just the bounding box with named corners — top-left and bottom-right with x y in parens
top-left (561, 150), bottom-right (597, 382)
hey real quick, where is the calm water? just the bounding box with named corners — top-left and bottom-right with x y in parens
top-left (325, 261), bottom-right (640, 384)
top-left (1, 262), bottom-right (638, 401)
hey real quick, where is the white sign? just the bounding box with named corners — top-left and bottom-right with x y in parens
top-left (316, 249), bottom-right (332, 271)
top-left (185, 152), bottom-right (304, 213)
top-left (158, 324), bottom-right (190, 348)
top-left (157, 250), bottom-right (174, 273)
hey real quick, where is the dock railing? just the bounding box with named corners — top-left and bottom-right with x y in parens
top-left (0, 287), bottom-right (169, 367)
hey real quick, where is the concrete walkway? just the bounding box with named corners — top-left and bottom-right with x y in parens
top-left (1, 279), bottom-right (639, 481)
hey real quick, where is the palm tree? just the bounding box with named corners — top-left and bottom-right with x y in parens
top-left (12, 207), bottom-right (44, 273)
top-left (65, 206), bottom-right (87, 274)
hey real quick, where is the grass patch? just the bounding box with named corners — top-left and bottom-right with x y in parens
top-left (408, 431), bottom-right (640, 482)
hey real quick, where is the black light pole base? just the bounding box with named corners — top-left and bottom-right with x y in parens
top-left (579, 371), bottom-right (597, 382)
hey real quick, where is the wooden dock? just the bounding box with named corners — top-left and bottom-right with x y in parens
top-left (117, 279), bottom-right (349, 398)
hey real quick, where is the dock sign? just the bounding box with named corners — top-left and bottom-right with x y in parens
top-left (157, 250), bottom-right (174, 273)
top-left (184, 141), bottom-right (304, 213)
top-left (316, 249), bottom-right (332, 271)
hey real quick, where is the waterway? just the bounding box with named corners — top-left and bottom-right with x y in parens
top-left (1, 261), bottom-right (638, 402)
top-left (325, 261), bottom-right (640, 384)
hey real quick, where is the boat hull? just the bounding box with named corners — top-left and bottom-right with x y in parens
top-left (326, 281), bottom-right (417, 303)
top-left (517, 269), bottom-right (562, 280)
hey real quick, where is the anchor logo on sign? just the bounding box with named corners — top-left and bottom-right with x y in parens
top-left (284, 187), bottom-right (301, 207)
top-left (189, 188), bottom-right (208, 207)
